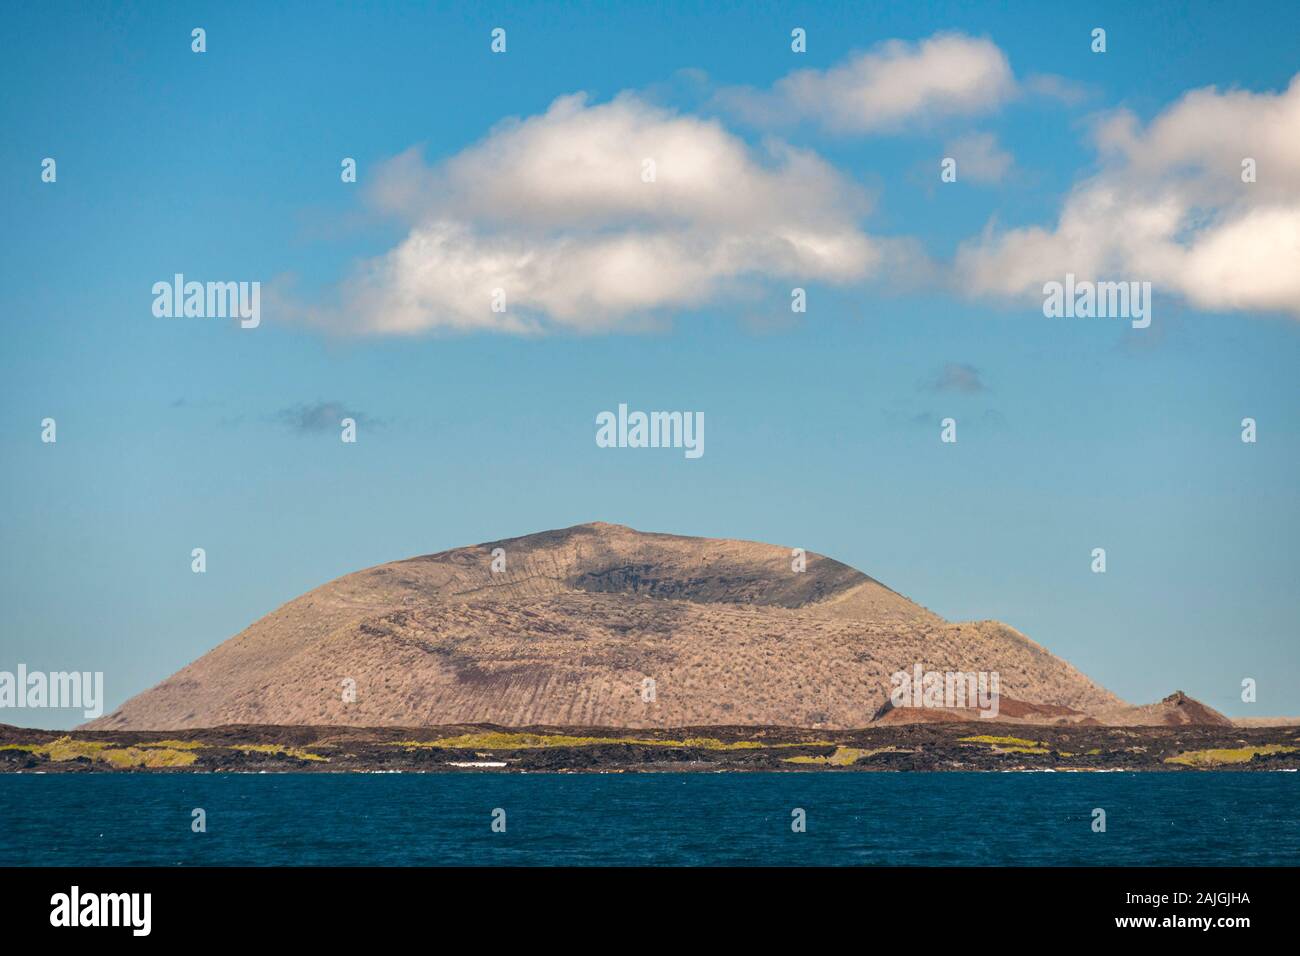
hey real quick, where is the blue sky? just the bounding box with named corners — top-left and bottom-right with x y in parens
top-left (2, 1), bottom-right (1298, 727)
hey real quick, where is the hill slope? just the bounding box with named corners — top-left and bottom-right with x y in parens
top-left (87, 522), bottom-right (1122, 730)
top-left (1094, 691), bottom-right (1234, 727)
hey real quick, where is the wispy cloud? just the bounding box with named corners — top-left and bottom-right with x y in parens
top-left (276, 401), bottom-right (378, 434)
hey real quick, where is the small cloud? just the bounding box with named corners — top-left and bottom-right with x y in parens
top-left (276, 401), bottom-right (377, 434)
top-left (715, 33), bottom-right (1016, 135)
top-left (928, 363), bottom-right (987, 393)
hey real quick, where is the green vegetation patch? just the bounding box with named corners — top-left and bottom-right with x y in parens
top-left (958, 734), bottom-right (1049, 754)
top-left (1164, 744), bottom-right (1297, 767)
top-left (231, 744), bottom-right (329, 762)
top-left (784, 746), bottom-right (886, 766)
top-left (35, 737), bottom-right (114, 760)
top-left (98, 747), bottom-right (198, 768)
top-left (1, 736), bottom-right (197, 768)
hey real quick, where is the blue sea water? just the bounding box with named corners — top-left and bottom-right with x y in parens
top-left (1, 772), bottom-right (1296, 866)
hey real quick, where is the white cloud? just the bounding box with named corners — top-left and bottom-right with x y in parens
top-left (325, 93), bottom-right (884, 334)
top-left (716, 33), bottom-right (1016, 134)
top-left (956, 75), bottom-right (1300, 317)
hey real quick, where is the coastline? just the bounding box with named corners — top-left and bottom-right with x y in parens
top-left (4, 721), bottom-right (1298, 774)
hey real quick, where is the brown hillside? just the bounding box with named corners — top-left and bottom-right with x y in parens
top-left (1094, 691), bottom-right (1234, 727)
top-left (86, 522), bottom-right (1123, 730)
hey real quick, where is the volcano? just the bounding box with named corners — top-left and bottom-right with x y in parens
top-left (87, 522), bottom-right (1131, 730)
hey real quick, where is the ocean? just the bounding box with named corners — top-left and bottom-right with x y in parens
top-left (2, 772), bottom-right (1296, 866)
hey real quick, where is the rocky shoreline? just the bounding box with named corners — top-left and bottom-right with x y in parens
top-left (3, 721), bottom-right (1299, 773)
